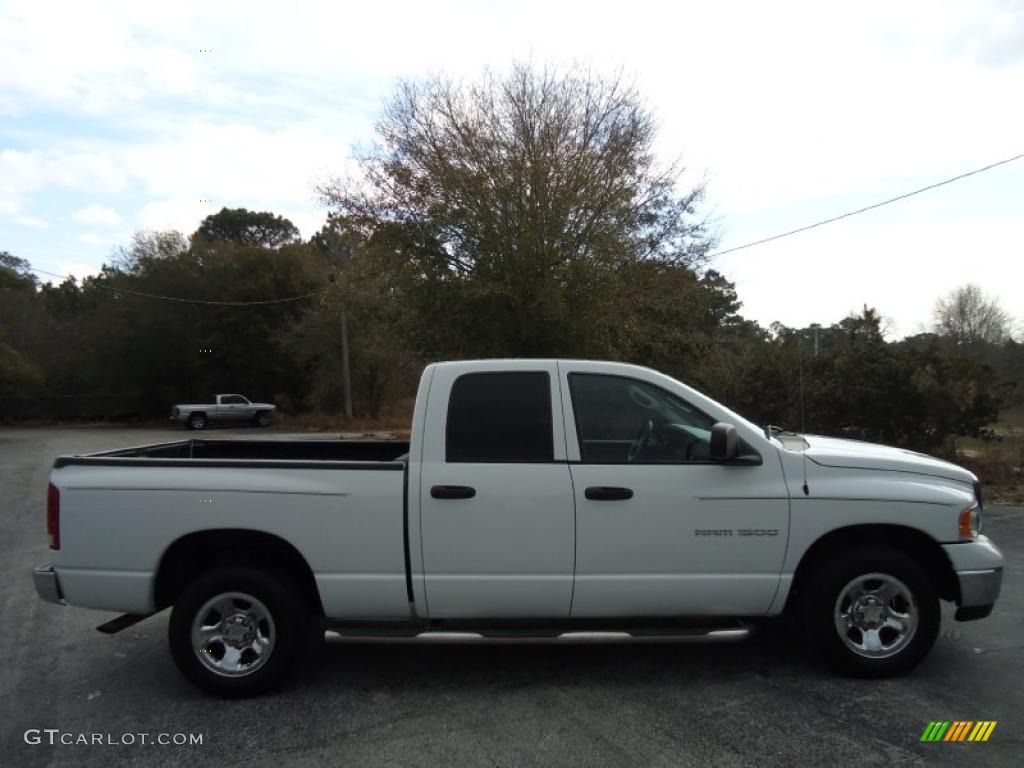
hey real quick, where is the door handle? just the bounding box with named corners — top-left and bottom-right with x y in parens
top-left (584, 486), bottom-right (634, 501)
top-left (431, 485), bottom-right (476, 500)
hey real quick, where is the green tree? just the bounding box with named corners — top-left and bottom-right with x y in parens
top-left (0, 334), bottom-right (44, 408)
top-left (67, 231), bottom-right (324, 414)
top-left (0, 251), bottom-right (38, 291)
top-left (194, 208), bottom-right (301, 249)
top-left (284, 217), bottom-right (421, 416)
top-left (731, 308), bottom-right (1001, 450)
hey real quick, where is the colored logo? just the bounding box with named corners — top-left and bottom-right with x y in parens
top-left (921, 721), bottom-right (997, 742)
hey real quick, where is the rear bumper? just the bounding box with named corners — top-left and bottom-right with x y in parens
top-left (33, 564), bottom-right (65, 605)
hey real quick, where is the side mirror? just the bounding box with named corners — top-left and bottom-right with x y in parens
top-left (710, 422), bottom-right (739, 461)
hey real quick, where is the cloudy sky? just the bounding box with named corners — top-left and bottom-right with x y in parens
top-left (1, 0), bottom-right (1021, 336)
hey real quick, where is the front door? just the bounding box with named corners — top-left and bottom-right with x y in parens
top-left (419, 363), bottom-right (575, 618)
top-left (221, 395), bottom-right (251, 422)
top-left (562, 365), bottom-right (790, 617)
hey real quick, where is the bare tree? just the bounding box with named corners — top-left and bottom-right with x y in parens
top-left (933, 284), bottom-right (1012, 346)
top-left (321, 64), bottom-right (710, 271)
top-left (317, 62), bottom-right (713, 356)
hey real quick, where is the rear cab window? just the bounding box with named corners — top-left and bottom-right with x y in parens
top-left (446, 372), bottom-right (554, 463)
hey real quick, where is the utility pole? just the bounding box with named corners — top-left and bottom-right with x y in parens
top-left (340, 298), bottom-right (353, 421)
top-left (330, 260), bottom-right (354, 422)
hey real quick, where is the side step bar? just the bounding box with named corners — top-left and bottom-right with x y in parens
top-left (96, 613), bottom-right (153, 634)
top-left (326, 626), bottom-right (751, 645)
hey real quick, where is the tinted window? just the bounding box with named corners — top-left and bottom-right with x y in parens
top-left (222, 395), bottom-right (246, 404)
top-left (569, 374), bottom-right (716, 463)
top-left (446, 372), bottom-right (554, 463)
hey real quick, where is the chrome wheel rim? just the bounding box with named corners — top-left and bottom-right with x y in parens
top-left (834, 572), bottom-right (918, 659)
top-left (191, 592), bottom-right (275, 677)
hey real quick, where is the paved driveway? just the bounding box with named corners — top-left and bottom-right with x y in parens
top-left (1, 427), bottom-right (1020, 767)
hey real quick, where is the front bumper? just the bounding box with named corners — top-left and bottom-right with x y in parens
top-left (33, 564), bottom-right (65, 604)
top-left (953, 568), bottom-right (1002, 620)
top-left (943, 535), bottom-right (1003, 621)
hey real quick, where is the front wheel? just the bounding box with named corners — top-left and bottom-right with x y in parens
top-left (799, 545), bottom-right (939, 677)
top-left (169, 566), bottom-right (309, 697)
top-left (254, 411), bottom-right (272, 427)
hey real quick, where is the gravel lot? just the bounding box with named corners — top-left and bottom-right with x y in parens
top-left (1, 426), bottom-right (1021, 767)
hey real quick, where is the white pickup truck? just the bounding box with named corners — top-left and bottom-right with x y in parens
top-left (170, 394), bottom-right (276, 430)
top-left (34, 360), bottom-right (1003, 696)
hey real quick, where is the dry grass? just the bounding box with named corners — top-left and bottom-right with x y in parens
top-left (948, 406), bottom-right (1024, 505)
top-left (274, 399), bottom-right (414, 438)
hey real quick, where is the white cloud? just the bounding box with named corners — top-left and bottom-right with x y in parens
top-left (0, 147), bottom-right (129, 231)
top-left (56, 260), bottom-right (102, 280)
top-left (0, 198), bottom-right (48, 228)
top-left (1, 0), bottom-right (1022, 334)
top-left (136, 197), bottom-right (211, 234)
top-left (123, 123), bottom-right (348, 236)
top-left (16, 213), bottom-right (48, 228)
top-left (72, 203), bottom-right (121, 227)
top-left (75, 232), bottom-right (115, 245)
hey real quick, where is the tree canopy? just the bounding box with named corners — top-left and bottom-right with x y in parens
top-left (194, 208), bottom-right (301, 249)
top-left (319, 64), bottom-right (712, 358)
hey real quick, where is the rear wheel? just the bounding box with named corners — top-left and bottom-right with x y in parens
top-left (169, 566), bottom-right (309, 697)
top-left (799, 545), bottom-right (939, 677)
top-left (187, 412), bottom-right (207, 430)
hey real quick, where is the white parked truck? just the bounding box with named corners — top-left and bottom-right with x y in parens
top-left (34, 360), bottom-right (1003, 696)
top-left (170, 394), bottom-right (276, 430)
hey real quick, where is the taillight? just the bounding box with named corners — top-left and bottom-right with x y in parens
top-left (47, 482), bottom-right (60, 550)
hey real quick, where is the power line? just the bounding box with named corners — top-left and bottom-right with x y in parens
top-left (709, 152), bottom-right (1024, 258)
top-left (26, 266), bottom-right (328, 306)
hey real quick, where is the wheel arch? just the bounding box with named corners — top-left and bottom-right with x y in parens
top-left (154, 529), bottom-right (324, 616)
top-left (785, 524), bottom-right (959, 612)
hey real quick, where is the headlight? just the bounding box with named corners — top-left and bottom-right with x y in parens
top-left (959, 504), bottom-right (982, 540)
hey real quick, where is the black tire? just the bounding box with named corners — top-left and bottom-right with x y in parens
top-left (169, 566), bottom-right (309, 697)
top-left (187, 412), bottom-right (207, 430)
top-left (798, 545), bottom-right (939, 678)
top-left (254, 411), bottom-right (272, 428)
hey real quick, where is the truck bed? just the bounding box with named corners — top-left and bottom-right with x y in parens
top-left (53, 438), bottom-right (411, 468)
top-left (48, 437), bottom-right (414, 618)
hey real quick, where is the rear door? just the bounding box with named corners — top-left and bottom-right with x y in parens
top-left (419, 362), bottom-right (575, 618)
